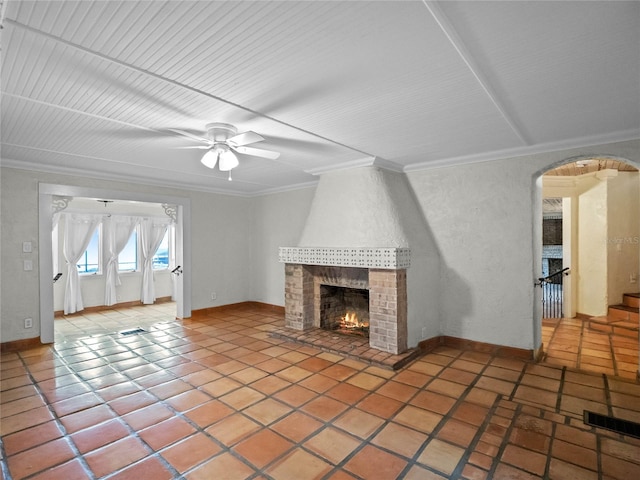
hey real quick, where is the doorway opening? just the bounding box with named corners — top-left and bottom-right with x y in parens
top-left (38, 184), bottom-right (192, 344)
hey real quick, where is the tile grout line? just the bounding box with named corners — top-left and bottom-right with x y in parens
top-left (318, 347), bottom-right (467, 479)
top-left (603, 373), bottom-right (614, 418)
top-left (44, 317), bottom-right (262, 478)
top-left (543, 420), bottom-right (557, 478)
top-left (448, 392), bottom-right (506, 480)
top-left (53, 327), bottom-right (192, 480)
top-left (555, 366), bottom-right (567, 414)
top-left (483, 401), bottom-right (525, 479)
top-left (577, 316), bottom-right (586, 371)
top-left (607, 331), bottom-right (620, 377)
top-left (394, 349), bottom-right (499, 479)
top-left (13, 348), bottom-right (98, 480)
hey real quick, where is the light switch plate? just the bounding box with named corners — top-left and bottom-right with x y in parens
top-left (24, 259), bottom-right (33, 271)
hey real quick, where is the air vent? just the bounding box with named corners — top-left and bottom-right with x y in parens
top-left (584, 411), bottom-right (640, 439)
top-left (119, 327), bottom-right (146, 336)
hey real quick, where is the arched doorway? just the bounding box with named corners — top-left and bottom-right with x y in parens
top-left (535, 156), bottom-right (639, 380)
top-left (38, 183), bottom-right (192, 344)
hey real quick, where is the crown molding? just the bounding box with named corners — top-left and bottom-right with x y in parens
top-left (305, 156), bottom-right (404, 176)
top-left (404, 130), bottom-right (640, 173)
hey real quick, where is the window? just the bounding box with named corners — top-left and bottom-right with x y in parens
top-left (74, 220), bottom-right (172, 274)
top-left (152, 228), bottom-right (170, 270)
top-left (116, 225), bottom-right (171, 272)
top-left (118, 229), bottom-right (138, 272)
top-left (77, 226), bottom-right (101, 274)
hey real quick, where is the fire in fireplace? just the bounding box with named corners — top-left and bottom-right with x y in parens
top-left (320, 285), bottom-right (370, 338)
top-left (338, 311), bottom-right (370, 336)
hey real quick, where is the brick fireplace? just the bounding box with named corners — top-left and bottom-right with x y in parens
top-left (279, 247), bottom-right (410, 355)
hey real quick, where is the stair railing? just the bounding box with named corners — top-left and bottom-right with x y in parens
top-left (535, 267), bottom-right (570, 318)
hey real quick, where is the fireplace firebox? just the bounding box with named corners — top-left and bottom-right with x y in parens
top-left (320, 285), bottom-right (370, 337)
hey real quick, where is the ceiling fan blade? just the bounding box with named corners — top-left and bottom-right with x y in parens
top-left (167, 128), bottom-right (210, 144)
top-left (174, 145), bottom-right (211, 149)
top-left (232, 145), bottom-right (280, 160)
top-left (227, 131), bottom-right (264, 147)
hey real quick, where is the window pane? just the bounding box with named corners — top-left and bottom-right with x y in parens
top-left (77, 228), bottom-right (100, 274)
top-left (153, 229), bottom-right (170, 270)
top-left (118, 230), bottom-right (137, 271)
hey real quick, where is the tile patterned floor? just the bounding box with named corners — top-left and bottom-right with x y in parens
top-left (1, 303), bottom-right (639, 479)
top-left (542, 316), bottom-right (639, 380)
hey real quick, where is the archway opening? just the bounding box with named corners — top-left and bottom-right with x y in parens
top-left (536, 156), bottom-right (639, 380)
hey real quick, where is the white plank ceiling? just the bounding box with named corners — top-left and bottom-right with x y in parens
top-left (1, 1), bottom-right (639, 195)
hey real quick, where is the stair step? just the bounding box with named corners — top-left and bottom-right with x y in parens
top-left (623, 292), bottom-right (640, 309)
top-left (608, 304), bottom-right (639, 322)
top-left (588, 316), bottom-right (639, 338)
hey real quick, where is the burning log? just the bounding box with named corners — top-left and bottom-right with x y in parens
top-left (335, 311), bottom-right (369, 336)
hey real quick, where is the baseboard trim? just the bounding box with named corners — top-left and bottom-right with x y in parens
top-left (191, 301), bottom-right (284, 318)
top-left (54, 296), bottom-right (174, 317)
top-left (418, 335), bottom-right (536, 360)
top-left (416, 336), bottom-right (443, 354)
top-left (442, 336), bottom-right (536, 360)
top-left (1, 337), bottom-right (43, 353)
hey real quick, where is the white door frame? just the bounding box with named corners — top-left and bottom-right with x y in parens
top-left (38, 183), bottom-right (192, 343)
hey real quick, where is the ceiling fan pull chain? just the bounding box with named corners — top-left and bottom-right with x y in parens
top-left (228, 170), bottom-right (232, 181)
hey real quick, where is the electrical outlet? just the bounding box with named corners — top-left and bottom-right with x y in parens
top-left (421, 326), bottom-right (427, 338)
top-left (24, 318), bottom-right (33, 329)
top-left (211, 292), bottom-right (217, 300)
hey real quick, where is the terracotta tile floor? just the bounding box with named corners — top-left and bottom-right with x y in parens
top-left (1, 303), bottom-right (640, 479)
top-left (542, 315), bottom-right (639, 380)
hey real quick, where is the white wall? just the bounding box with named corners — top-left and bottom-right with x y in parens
top-left (405, 141), bottom-right (640, 350)
top-left (607, 172), bottom-right (640, 304)
top-left (298, 167), bottom-right (410, 247)
top-left (577, 176), bottom-right (609, 316)
top-left (249, 186), bottom-right (316, 305)
top-left (0, 167), bottom-right (252, 343)
top-left (407, 158), bottom-right (538, 349)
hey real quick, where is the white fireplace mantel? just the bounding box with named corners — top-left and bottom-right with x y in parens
top-left (278, 247), bottom-right (410, 269)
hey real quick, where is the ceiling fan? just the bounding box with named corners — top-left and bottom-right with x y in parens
top-left (173, 123), bottom-right (280, 179)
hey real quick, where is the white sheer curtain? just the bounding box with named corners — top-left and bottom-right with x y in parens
top-left (140, 217), bottom-right (170, 304)
top-left (63, 214), bottom-right (100, 314)
top-left (104, 215), bottom-right (139, 306)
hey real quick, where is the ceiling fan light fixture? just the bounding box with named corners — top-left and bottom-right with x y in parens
top-left (201, 149), bottom-right (219, 169)
top-left (218, 150), bottom-right (239, 171)
top-left (191, 123), bottom-right (278, 175)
